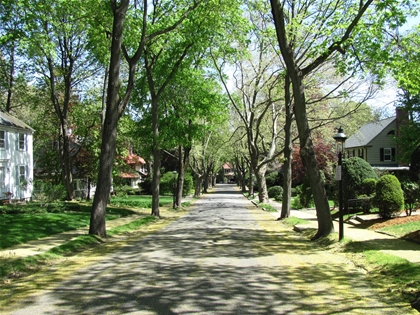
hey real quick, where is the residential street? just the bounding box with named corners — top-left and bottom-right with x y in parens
top-left (3, 184), bottom-right (415, 314)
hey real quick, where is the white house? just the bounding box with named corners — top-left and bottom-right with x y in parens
top-left (0, 111), bottom-right (34, 201)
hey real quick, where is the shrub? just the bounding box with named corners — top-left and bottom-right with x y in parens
top-left (341, 157), bottom-right (378, 212)
top-left (160, 172), bottom-right (194, 196)
top-left (113, 185), bottom-right (137, 197)
top-left (361, 178), bottom-right (377, 196)
top-left (182, 173), bottom-right (194, 196)
top-left (299, 175), bottom-right (314, 208)
top-left (32, 182), bottom-right (67, 202)
top-left (400, 180), bottom-right (420, 216)
top-left (268, 186), bottom-right (283, 200)
top-left (291, 195), bottom-right (303, 209)
top-left (373, 175), bottom-right (404, 219)
top-left (266, 171), bottom-right (280, 188)
top-left (139, 177), bottom-right (152, 195)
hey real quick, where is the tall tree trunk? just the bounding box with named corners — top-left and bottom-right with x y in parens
top-left (271, 1), bottom-right (333, 239)
top-left (60, 127), bottom-right (74, 200)
top-left (280, 75), bottom-right (293, 219)
top-left (193, 173), bottom-right (202, 197)
top-left (151, 97), bottom-right (161, 217)
top-left (248, 168), bottom-right (254, 198)
top-left (176, 145), bottom-right (191, 207)
top-left (90, 1), bottom-right (129, 237)
top-left (256, 165), bottom-right (269, 204)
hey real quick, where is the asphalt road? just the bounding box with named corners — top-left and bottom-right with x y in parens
top-left (3, 184), bottom-right (415, 314)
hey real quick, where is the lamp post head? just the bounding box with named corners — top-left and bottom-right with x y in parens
top-left (333, 127), bottom-right (347, 153)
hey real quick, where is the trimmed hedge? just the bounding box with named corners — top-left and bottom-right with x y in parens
top-left (341, 157), bottom-right (378, 212)
top-left (373, 174), bottom-right (404, 219)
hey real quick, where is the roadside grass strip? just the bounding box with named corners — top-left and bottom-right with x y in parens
top-left (0, 216), bottom-right (159, 281)
top-left (379, 220), bottom-right (420, 238)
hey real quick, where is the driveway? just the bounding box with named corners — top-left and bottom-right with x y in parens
top-left (3, 184), bottom-right (415, 314)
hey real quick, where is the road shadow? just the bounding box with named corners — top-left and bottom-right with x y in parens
top-left (6, 184), bottom-right (414, 315)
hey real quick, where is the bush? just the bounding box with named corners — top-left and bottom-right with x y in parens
top-left (291, 181), bottom-right (314, 210)
top-left (373, 175), bottom-right (404, 219)
top-left (139, 177), bottom-right (152, 195)
top-left (268, 186), bottom-right (283, 201)
top-left (400, 179), bottom-right (420, 216)
top-left (266, 171), bottom-right (281, 188)
top-left (299, 175), bottom-right (314, 208)
top-left (341, 157), bottom-right (378, 211)
top-left (113, 185), bottom-right (138, 197)
top-left (361, 178), bottom-right (377, 196)
top-left (160, 172), bottom-right (194, 196)
top-left (182, 173), bottom-right (194, 196)
top-left (32, 182), bottom-right (67, 202)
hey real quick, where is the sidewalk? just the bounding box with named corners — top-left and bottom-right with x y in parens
top-left (268, 201), bottom-right (420, 264)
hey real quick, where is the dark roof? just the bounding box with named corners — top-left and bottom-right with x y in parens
top-left (345, 116), bottom-right (395, 148)
top-left (0, 111), bottom-right (34, 132)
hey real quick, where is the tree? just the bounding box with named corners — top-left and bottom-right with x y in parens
top-left (270, 0), bottom-right (412, 239)
top-left (90, 0), bottom-right (245, 235)
top-left (390, 26), bottom-right (420, 95)
top-left (395, 90), bottom-right (420, 164)
top-left (214, 1), bottom-right (285, 204)
top-left (16, 0), bottom-right (103, 200)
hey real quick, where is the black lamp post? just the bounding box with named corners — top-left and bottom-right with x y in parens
top-left (173, 170), bottom-right (178, 209)
top-left (333, 127), bottom-right (347, 241)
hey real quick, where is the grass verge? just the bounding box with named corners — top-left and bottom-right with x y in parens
top-left (292, 225), bottom-right (420, 310)
top-left (281, 216), bottom-right (311, 226)
top-left (0, 215), bottom-right (158, 282)
top-left (379, 220), bottom-right (420, 238)
top-left (259, 203), bottom-right (277, 212)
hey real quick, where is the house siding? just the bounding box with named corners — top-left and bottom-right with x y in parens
top-left (367, 121), bottom-right (397, 166)
top-left (0, 126), bottom-right (33, 200)
top-left (345, 119), bottom-right (398, 167)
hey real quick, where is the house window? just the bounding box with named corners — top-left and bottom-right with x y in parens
top-left (19, 166), bottom-right (25, 184)
top-left (387, 130), bottom-right (395, 136)
top-left (380, 148), bottom-right (395, 162)
top-left (18, 134), bottom-right (25, 150)
top-left (384, 148), bottom-right (392, 161)
top-left (0, 131), bottom-right (5, 149)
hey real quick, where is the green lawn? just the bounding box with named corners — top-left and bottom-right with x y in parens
top-left (379, 220), bottom-right (420, 238)
top-left (0, 212), bottom-right (121, 249)
top-left (110, 195), bottom-right (174, 208)
top-left (0, 195), bottom-right (176, 250)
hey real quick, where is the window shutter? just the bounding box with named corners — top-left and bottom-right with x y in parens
top-left (392, 148), bottom-right (396, 161)
top-left (380, 148), bottom-right (384, 161)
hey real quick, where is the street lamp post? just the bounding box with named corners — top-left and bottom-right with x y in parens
top-left (173, 170), bottom-right (178, 209)
top-left (333, 127), bottom-right (347, 241)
